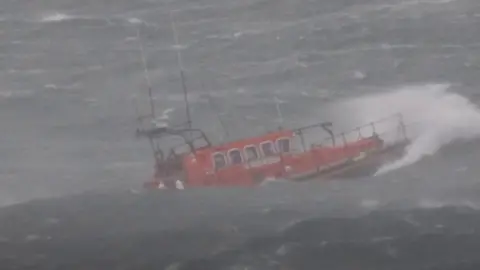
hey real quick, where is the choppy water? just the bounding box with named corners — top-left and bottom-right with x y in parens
top-left (3, 0), bottom-right (480, 269)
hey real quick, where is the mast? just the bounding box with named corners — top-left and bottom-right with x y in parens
top-left (133, 24), bottom-right (162, 165)
top-left (274, 96), bottom-right (284, 129)
top-left (204, 90), bottom-right (230, 142)
top-left (169, 10), bottom-right (192, 129)
top-left (135, 26), bottom-right (155, 119)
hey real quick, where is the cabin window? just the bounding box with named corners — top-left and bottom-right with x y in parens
top-left (213, 153), bottom-right (227, 169)
top-left (260, 141), bottom-right (275, 157)
top-left (228, 149), bottom-right (243, 165)
top-left (277, 138), bottom-right (291, 153)
top-left (244, 145), bottom-right (259, 161)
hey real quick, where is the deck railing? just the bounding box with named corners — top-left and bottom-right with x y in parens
top-left (293, 113), bottom-right (407, 153)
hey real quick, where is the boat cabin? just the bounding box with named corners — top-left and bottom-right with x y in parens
top-left (183, 129), bottom-right (295, 187)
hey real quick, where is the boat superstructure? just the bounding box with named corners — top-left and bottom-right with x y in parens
top-left (136, 114), bottom-right (408, 189)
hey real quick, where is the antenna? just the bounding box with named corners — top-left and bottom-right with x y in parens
top-left (169, 10), bottom-right (192, 129)
top-left (274, 96), bottom-right (284, 128)
top-left (203, 89), bottom-right (230, 142)
top-left (135, 26), bottom-right (155, 119)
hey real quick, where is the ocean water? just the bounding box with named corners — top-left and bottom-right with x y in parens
top-left (2, 0), bottom-right (480, 269)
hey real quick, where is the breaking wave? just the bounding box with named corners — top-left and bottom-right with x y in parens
top-left (40, 13), bottom-right (76, 22)
top-left (0, 90), bottom-right (34, 99)
top-left (339, 84), bottom-right (480, 174)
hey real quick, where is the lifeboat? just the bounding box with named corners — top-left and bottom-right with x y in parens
top-left (136, 113), bottom-right (409, 190)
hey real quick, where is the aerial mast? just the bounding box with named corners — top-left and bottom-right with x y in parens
top-left (203, 90), bottom-right (230, 142)
top-left (274, 96), bottom-right (285, 129)
top-left (135, 26), bottom-right (155, 120)
top-left (133, 23), bottom-right (163, 165)
top-left (169, 10), bottom-right (192, 129)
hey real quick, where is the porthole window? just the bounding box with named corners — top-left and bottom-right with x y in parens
top-left (228, 149), bottom-right (243, 165)
top-left (213, 153), bottom-right (226, 169)
top-left (244, 145), bottom-right (259, 161)
top-left (277, 138), bottom-right (291, 153)
top-left (260, 141), bottom-right (275, 157)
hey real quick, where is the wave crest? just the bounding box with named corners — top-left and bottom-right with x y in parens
top-left (338, 84), bottom-right (480, 174)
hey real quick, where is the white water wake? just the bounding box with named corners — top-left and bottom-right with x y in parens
top-left (338, 84), bottom-right (480, 175)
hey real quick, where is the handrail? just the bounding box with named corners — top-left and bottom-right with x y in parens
top-left (292, 113), bottom-right (401, 135)
top-left (331, 113), bottom-right (403, 138)
top-left (305, 113), bottom-right (405, 148)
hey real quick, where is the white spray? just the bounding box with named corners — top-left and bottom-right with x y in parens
top-left (336, 83), bottom-right (480, 175)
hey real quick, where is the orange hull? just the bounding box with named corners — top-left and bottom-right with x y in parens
top-left (142, 114), bottom-right (409, 189)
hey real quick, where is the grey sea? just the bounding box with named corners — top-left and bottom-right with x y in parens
top-left (3, 0), bottom-right (480, 269)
